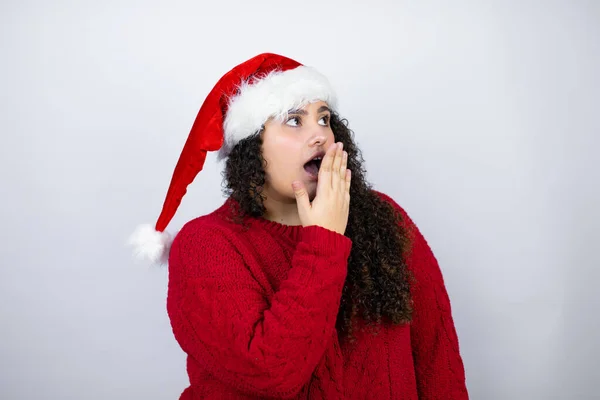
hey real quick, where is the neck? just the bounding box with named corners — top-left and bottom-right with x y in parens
top-left (262, 194), bottom-right (302, 226)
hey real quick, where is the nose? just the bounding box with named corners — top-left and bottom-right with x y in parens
top-left (308, 132), bottom-right (328, 147)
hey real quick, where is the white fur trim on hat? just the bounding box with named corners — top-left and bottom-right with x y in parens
top-left (128, 224), bottom-right (173, 265)
top-left (218, 65), bottom-right (338, 160)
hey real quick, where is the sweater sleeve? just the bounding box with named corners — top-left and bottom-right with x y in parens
top-left (166, 220), bottom-right (352, 399)
top-left (377, 192), bottom-right (469, 399)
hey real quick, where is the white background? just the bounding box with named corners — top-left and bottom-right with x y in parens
top-left (1, 1), bottom-right (598, 399)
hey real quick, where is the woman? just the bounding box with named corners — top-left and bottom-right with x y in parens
top-left (129, 53), bottom-right (469, 399)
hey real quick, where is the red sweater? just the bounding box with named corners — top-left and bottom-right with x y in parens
top-left (166, 191), bottom-right (468, 399)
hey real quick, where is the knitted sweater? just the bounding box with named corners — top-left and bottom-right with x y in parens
top-left (166, 191), bottom-right (468, 399)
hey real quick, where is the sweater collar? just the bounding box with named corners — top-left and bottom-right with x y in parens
top-left (253, 216), bottom-right (304, 242)
top-left (220, 196), bottom-right (305, 242)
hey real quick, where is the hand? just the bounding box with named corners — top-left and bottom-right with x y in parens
top-left (292, 142), bottom-right (351, 235)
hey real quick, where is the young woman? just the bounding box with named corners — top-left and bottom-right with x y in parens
top-left (130, 53), bottom-right (469, 399)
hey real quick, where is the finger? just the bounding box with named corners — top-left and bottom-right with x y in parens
top-left (344, 169), bottom-right (351, 211)
top-left (318, 142), bottom-right (337, 192)
top-left (339, 151), bottom-right (348, 191)
top-left (330, 143), bottom-right (343, 192)
top-left (345, 169), bottom-right (351, 194)
top-left (332, 143), bottom-right (344, 181)
top-left (292, 181), bottom-right (310, 221)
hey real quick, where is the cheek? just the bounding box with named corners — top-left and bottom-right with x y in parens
top-left (263, 139), bottom-right (301, 180)
top-left (268, 154), bottom-right (295, 176)
top-left (325, 128), bottom-right (335, 144)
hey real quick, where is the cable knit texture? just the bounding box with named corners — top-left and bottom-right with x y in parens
top-left (166, 191), bottom-right (468, 399)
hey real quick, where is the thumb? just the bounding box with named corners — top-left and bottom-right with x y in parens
top-left (292, 181), bottom-right (310, 221)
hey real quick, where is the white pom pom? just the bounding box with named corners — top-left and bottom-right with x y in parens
top-left (127, 224), bottom-right (173, 265)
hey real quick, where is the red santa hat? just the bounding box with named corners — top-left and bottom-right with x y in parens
top-left (128, 52), bottom-right (338, 264)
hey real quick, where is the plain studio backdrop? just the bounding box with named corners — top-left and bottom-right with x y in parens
top-left (1, 1), bottom-right (598, 399)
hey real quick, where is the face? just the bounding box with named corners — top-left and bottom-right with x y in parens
top-left (261, 100), bottom-right (335, 202)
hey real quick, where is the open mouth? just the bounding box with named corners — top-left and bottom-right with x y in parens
top-left (303, 154), bottom-right (324, 177)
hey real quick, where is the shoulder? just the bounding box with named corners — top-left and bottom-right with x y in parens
top-left (372, 189), bottom-right (402, 210)
top-left (372, 190), bottom-right (443, 273)
top-left (371, 189), bottom-right (417, 234)
top-left (169, 200), bottom-right (245, 260)
top-left (166, 209), bottom-right (256, 286)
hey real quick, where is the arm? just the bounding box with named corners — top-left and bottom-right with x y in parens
top-left (166, 221), bottom-right (351, 399)
top-left (378, 192), bottom-right (469, 399)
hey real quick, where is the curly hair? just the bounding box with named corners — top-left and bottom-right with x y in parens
top-left (221, 113), bottom-right (413, 339)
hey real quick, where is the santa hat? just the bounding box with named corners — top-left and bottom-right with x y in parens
top-left (128, 52), bottom-right (338, 264)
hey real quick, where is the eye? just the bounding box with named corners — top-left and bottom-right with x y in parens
top-left (318, 115), bottom-right (330, 126)
top-left (285, 116), bottom-right (301, 127)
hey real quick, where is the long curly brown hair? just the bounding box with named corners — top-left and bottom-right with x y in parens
top-left (221, 112), bottom-right (413, 339)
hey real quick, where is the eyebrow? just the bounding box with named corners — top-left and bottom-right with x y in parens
top-left (287, 105), bottom-right (332, 115)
